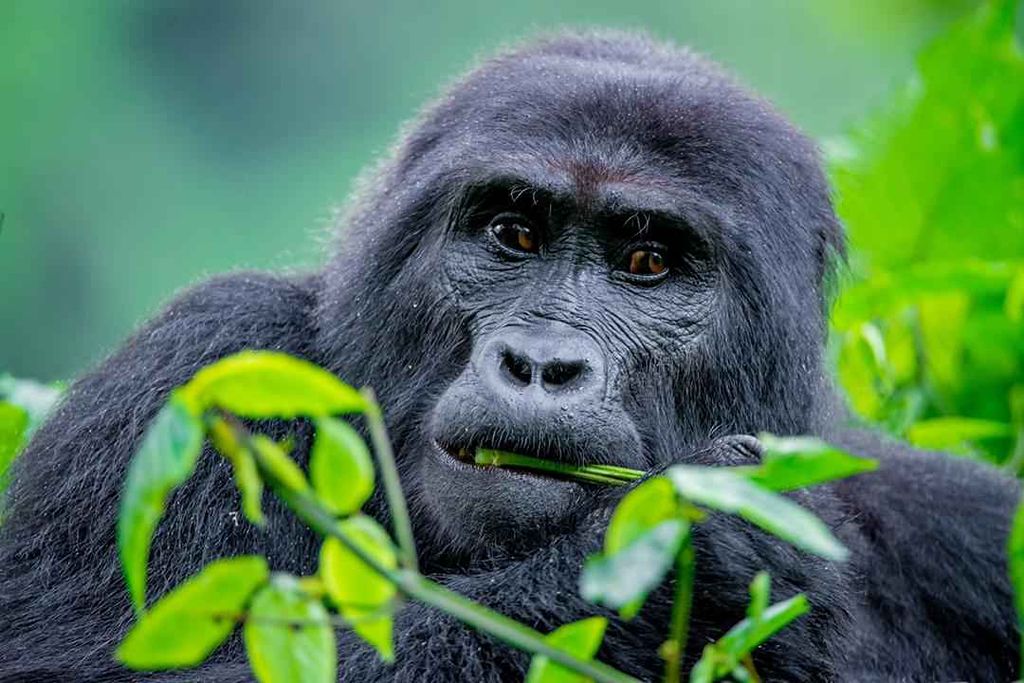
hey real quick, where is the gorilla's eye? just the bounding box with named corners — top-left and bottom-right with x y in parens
top-left (489, 215), bottom-right (539, 254)
top-left (627, 249), bottom-right (668, 277)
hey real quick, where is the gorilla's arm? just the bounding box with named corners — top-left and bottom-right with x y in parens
top-left (0, 273), bottom-right (322, 680)
top-left (831, 431), bottom-right (1019, 679)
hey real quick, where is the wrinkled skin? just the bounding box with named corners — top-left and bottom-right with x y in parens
top-left (0, 31), bottom-right (1018, 682)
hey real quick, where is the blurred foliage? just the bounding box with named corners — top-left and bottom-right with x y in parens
top-left (829, 0), bottom-right (1024, 466)
top-left (0, 376), bottom-right (60, 489)
top-left (0, 0), bottom-right (978, 381)
top-left (2, 0), bottom-right (1021, 470)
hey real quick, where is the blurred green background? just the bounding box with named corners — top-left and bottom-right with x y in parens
top-left (0, 0), bottom-right (982, 382)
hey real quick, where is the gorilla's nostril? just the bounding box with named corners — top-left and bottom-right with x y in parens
top-left (500, 349), bottom-right (533, 386)
top-left (541, 360), bottom-right (586, 390)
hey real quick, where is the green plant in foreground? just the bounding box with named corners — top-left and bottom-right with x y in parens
top-left (115, 350), bottom-right (877, 682)
top-left (0, 375), bottom-right (61, 495)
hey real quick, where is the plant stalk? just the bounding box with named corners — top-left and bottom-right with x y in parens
top-left (475, 448), bottom-right (644, 486)
top-left (253, 443), bottom-right (638, 683)
top-left (361, 388), bottom-right (419, 573)
top-left (665, 533), bottom-right (695, 683)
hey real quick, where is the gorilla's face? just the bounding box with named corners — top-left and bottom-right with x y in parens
top-left (418, 171), bottom-right (721, 551)
top-left (324, 46), bottom-right (838, 560)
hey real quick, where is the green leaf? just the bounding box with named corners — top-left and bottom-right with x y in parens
top-left (693, 593), bottom-right (809, 679)
top-left (688, 649), bottom-right (716, 683)
top-left (747, 572), bottom-right (770, 620)
top-left (311, 417), bottom-right (375, 516)
top-left (208, 418), bottom-right (265, 526)
top-left (118, 394), bottom-right (205, 613)
top-left (918, 292), bottom-right (970, 394)
top-left (181, 350), bottom-right (367, 418)
top-left (245, 575), bottom-right (337, 683)
top-left (117, 556), bottom-right (268, 670)
top-left (1007, 266), bottom-right (1024, 323)
top-left (525, 617), bottom-right (608, 683)
top-left (0, 402), bottom-right (28, 483)
top-left (831, 0), bottom-right (1024, 267)
top-left (580, 519), bottom-right (688, 619)
top-left (665, 466), bottom-right (848, 561)
top-left (1008, 495), bottom-right (1024, 673)
top-left (320, 515), bottom-right (397, 661)
top-left (906, 417), bottom-right (1013, 452)
top-left (0, 374), bottom-right (61, 436)
top-left (231, 446), bottom-right (265, 526)
top-left (746, 435), bottom-right (878, 491)
top-left (600, 477), bottom-right (682, 619)
top-left (252, 435), bottom-right (310, 493)
top-left (719, 594), bottom-right (810, 660)
top-left (604, 477), bottom-right (679, 553)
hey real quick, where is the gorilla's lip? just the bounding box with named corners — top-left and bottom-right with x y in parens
top-left (431, 440), bottom-right (579, 485)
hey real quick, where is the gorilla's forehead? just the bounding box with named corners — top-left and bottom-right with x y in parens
top-left (405, 48), bottom-right (818, 236)
top-left (427, 46), bottom-right (804, 183)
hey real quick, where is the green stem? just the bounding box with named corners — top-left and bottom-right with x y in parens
top-left (253, 444), bottom-right (637, 683)
top-left (475, 449), bottom-right (644, 485)
top-left (664, 533), bottom-right (695, 683)
top-left (361, 388), bottom-right (419, 573)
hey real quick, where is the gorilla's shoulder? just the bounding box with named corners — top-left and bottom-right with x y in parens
top-left (160, 271), bottom-right (319, 329)
top-left (74, 271), bottom-right (322, 405)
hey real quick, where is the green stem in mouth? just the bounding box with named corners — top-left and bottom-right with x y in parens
top-left (473, 448), bottom-right (644, 486)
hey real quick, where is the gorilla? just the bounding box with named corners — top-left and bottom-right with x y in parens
top-left (0, 31), bottom-right (1019, 682)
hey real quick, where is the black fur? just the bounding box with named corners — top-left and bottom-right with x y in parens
top-left (1, 31), bottom-right (1018, 682)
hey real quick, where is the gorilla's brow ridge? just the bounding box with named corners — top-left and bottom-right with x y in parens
top-left (456, 169), bottom-right (727, 248)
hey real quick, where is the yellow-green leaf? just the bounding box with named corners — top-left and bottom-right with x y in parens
top-left (208, 417), bottom-right (265, 526)
top-left (525, 617), bottom-right (608, 683)
top-left (182, 351), bottom-right (367, 418)
top-left (232, 446), bottom-right (266, 526)
top-left (244, 576), bottom-right (337, 683)
top-left (118, 393), bottom-right (204, 613)
top-left (117, 556), bottom-right (268, 670)
top-left (252, 435), bottom-right (310, 493)
top-left (320, 515), bottom-right (397, 660)
top-left (311, 417), bottom-right (375, 516)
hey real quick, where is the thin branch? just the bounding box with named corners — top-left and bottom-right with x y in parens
top-left (361, 388), bottom-right (419, 573)
top-left (665, 533), bottom-right (695, 683)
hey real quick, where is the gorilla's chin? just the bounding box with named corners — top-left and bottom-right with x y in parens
top-left (417, 439), bottom-right (591, 556)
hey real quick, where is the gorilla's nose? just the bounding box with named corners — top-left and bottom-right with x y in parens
top-left (479, 326), bottom-right (605, 402)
